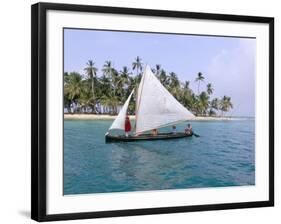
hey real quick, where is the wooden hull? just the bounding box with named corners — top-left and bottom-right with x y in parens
top-left (105, 132), bottom-right (193, 143)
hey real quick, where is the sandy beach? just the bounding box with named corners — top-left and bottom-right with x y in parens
top-left (64, 114), bottom-right (245, 121)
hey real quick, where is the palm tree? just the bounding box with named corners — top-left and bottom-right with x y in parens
top-left (211, 98), bottom-right (219, 110)
top-left (209, 98), bottom-right (219, 116)
top-left (159, 69), bottom-right (169, 88)
top-left (183, 81), bottom-right (190, 90)
top-left (84, 60), bottom-right (98, 99)
top-left (129, 74), bottom-right (140, 90)
top-left (169, 72), bottom-right (180, 88)
top-left (117, 66), bottom-right (131, 99)
top-left (64, 72), bottom-right (83, 101)
top-left (219, 96), bottom-right (233, 116)
top-left (99, 74), bottom-right (111, 94)
top-left (198, 91), bottom-right (209, 115)
top-left (182, 81), bottom-right (191, 97)
top-left (132, 56), bottom-right (143, 76)
top-left (102, 60), bottom-right (118, 96)
top-left (100, 91), bottom-right (120, 114)
top-left (78, 84), bottom-right (96, 113)
top-left (168, 72), bottom-right (181, 99)
top-left (209, 109), bottom-right (216, 116)
top-left (64, 72), bottom-right (84, 113)
top-left (206, 83), bottom-right (214, 95)
top-left (102, 60), bottom-right (114, 79)
top-left (180, 81), bottom-right (193, 110)
top-left (195, 72), bottom-right (205, 94)
top-left (153, 64), bottom-right (162, 78)
top-left (190, 93), bottom-right (200, 115)
top-left (64, 72), bottom-right (69, 85)
top-left (119, 66), bottom-right (131, 81)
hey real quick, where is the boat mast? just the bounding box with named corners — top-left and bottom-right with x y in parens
top-left (135, 87), bottom-right (138, 131)
top-left (134, 66), bottom-right (147, 134)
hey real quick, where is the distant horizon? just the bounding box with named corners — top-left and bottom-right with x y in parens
top-left (64, 28), bottom-right (256, 117)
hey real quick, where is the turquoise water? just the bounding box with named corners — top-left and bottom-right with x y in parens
top-left (64, 119), bottom-right (255, 195)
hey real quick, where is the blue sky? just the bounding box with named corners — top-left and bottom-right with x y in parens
top-left (64, 28), bottom-right (256, 116)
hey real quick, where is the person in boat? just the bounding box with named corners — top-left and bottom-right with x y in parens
top-left (172, 125), bottom-right (177, 134)
top-left (185, 123), bottom-right (193, 135)
top-left (125, 115), bottom-right (131, 137)
top-left (151, 128), bottom-right (158, 136)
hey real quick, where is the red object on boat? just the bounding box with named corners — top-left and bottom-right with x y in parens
top-left (125, 117), bottom-right (131, 132)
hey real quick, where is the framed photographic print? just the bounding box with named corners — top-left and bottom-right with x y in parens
top-left (31, 2), bottom-right (274, 222)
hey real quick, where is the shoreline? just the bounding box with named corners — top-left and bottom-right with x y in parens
top-left (64, 114), bottom-right (253, 121)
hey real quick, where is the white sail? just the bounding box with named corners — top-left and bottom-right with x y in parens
top-left (135, 65), bottom-right (195, 134)
top-left (109, 89), bottom-right (134, 131)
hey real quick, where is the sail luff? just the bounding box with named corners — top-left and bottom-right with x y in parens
top-left (108, 89), bottom-right (134, 131)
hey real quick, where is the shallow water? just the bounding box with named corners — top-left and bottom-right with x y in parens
top-left (64, 119), bottom-right (255, 195)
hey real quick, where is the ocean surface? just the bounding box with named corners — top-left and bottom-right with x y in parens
top-left (64, 119), bottom-right (255, 195)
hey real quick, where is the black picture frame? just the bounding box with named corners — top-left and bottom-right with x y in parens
top-left (31, 2), bottom-right (274, 222)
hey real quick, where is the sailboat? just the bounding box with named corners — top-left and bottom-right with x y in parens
top-left (105, 65), bottom-right (195, 143)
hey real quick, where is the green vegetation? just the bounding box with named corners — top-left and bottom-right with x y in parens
top-left (64, 57), bottom-right (233, 116)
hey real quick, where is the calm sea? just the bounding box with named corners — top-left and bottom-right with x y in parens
top-left (64, 119), bottom-right (255, 195)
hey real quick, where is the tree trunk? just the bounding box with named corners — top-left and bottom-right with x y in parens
top-left (91, 78), bottom-right (94, 99)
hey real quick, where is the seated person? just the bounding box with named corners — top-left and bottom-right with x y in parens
top-left (185, 123), bottom-right (193, 135)
top-left (151, 128), bottom-right (158, 136)
top-left (172, 125), bottom-right (177, 134)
